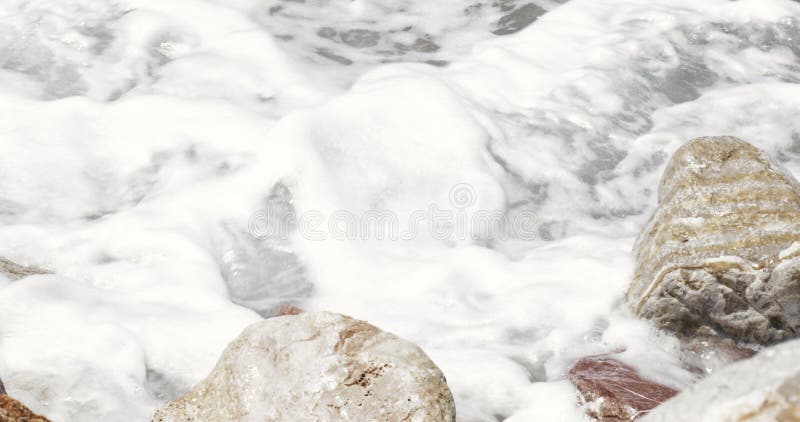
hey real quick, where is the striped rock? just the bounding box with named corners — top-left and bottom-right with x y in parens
top-left (629, 136), bottom-right (800, 345)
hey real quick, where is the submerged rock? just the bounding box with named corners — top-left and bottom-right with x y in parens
top-left (569, 355), bottom-right (678, 421)
top-left (0, 395), bottom-right (51, 422)
top-left (678, 337), bottom-right (755, 376)
top-left (152, 312), bottom-right (455, 422)
top-left (340, 29), bottom-right (381, 48)
top-left (629, 136), bottom-right (800, 346)
top-left (643, 338), bottom-right (800, 421)
top-left (492, 3), bottom-right (547, 35)
top-left (215, 181), bottom-right (312, 318)
top-left (272, 304), bottom-right (302, 316)
top-left (0, 257), bottom-right (49, 281)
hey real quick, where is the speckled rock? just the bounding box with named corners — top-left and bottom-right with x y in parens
top-left (569, 355), bottom-right (678, 421)
top-left (152, 312), bottom-right (455, 422)
top-left (629, 136), bottom-right (800, 346)
top-left (643, 338), bottom-right (800, 422)
top-left (0, 395), bottom-right (51, 422)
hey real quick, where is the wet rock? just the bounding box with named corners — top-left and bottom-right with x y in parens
top-left (643, 338), bottom-right (800, 421)
top-left (629, 136), bottom-right (800, 346)
top-left (0, 395), bottom-right (51, 422)
top-left (408, 37), bottom-right (440, 53)
top-left (152, 312), bottom-right (455, 422)
top-left (569, 355), bottom-right (678, 421)
top-left (273, 304), bottom-right (302, 316)
top-left (424, 59), bottom-right (449, 67)
top-left (0, 258), bottom-right (49, 281)
top-left (678, 337), bottom-right (755, 376)
top-left (658, 61), bottom-right (716, 104)
top-left (317, 26), bottom-right (336, 39)
top-left (315, 48), bottom-right (353, 65)
top-left (0, 376), bottom-right (4, 395)
top-left (492, 3), bottom-right (547, 35)
top-left (340, 29), bottom-right (380, 48)
top-left (215, 181), bottom-right (312, 318)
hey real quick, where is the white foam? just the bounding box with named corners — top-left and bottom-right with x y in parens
top-left (1, 0), bottom-right (800, 420)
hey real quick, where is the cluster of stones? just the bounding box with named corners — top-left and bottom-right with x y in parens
top-left (8, 136), bottom-right (800, 422)
top-left (570, 136), bottom-right (800, 421)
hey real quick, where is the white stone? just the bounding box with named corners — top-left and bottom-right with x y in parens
top-left (152, 312), bottom-right (455, 422)
top-left (643, 338), bottom-right (800, 422)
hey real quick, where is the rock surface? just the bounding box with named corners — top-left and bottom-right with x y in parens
top-left (643, 338), bottom-right (800, 422)
top-left (629, 136), bottom-right (800, 345)
top-left (0, 257), bottom-right (49, 281)
top-left (152, 312), bottom-right (455, 422)
top-left (569, 355), bottom-right (678, 421)
top-left (678, 337), bottom-right (755, 376)
top-left (0, 395), bottom-right (52, 422)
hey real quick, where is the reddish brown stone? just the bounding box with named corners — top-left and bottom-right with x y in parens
top-left (569, 355), bottom-right (678, 421)
top-left (273, 304), bottom-right (303, 317)
top-left (0, 395), bottom-right (51, 422)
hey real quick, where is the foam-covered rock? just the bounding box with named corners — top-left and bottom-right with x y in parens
top-left (629, 136), bottom-right (800, 345)
top-left (214, 181), bottom-right (312, 318)
top-left (0, 257), bottom-right (48, 281)
top-left (643, 338), bottom-right (800, 421)
top-left (152, 312), bottom-right (455, 422)
top-left (569, 355), bottom-right (678, 421)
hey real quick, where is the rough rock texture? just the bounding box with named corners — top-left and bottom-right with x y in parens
top-left (569, 355), bottom-right (678, 421)
top-left (152, 312), bottom-right (455, 422)
top-left (629, 136), bottom-right (800, 345)
top-left (643, 338), bottom-right (800, 422)
top-left (0, 395), bottom-right (51, 422)
top-left (0, 258), bottom-right (49, 281)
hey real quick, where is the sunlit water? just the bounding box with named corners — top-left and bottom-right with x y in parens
top-left (1, 0), bottom-right (800, 420)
